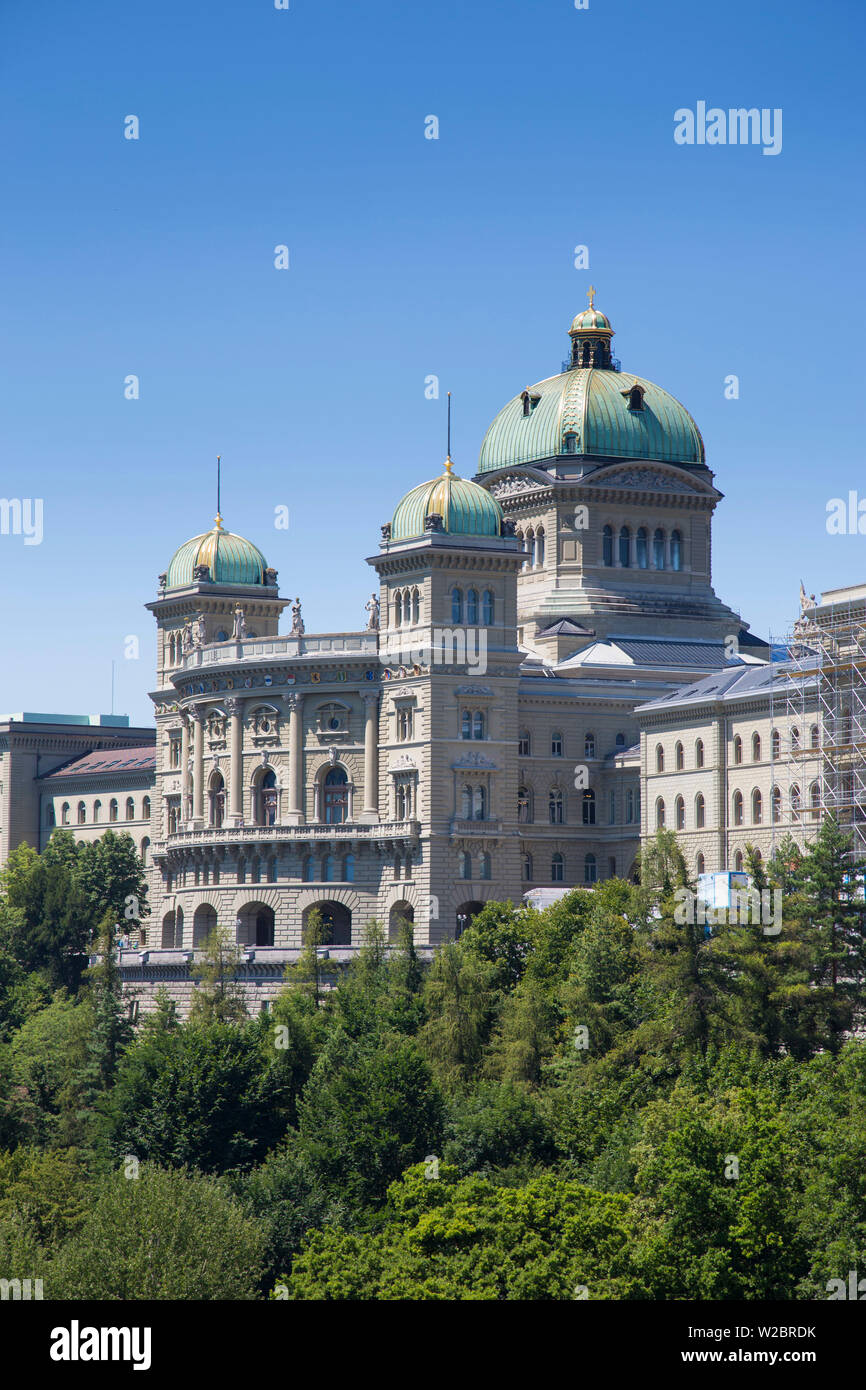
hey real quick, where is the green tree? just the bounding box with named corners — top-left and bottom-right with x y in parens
top-left (189, 926), bottom-right (248, 1023)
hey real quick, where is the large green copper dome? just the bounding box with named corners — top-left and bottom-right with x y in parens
top-left (166, 516), bottom-right (269, 588)
top-left (391, 459), bottom-right (503, 541)
top-left (478, 301), bottom-right (705, 473)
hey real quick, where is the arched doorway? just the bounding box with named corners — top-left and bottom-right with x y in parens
top-left (388, 901), bottom-right (414, 943)
top-left (322, 767), bottom-right (349, 824)
top-left (161, 911), bottom-right (176, 948)
top-left (455, 900), bottom-right (485, 939)
top-left (193, 903), bottom-right (217, 947)
top-left (303, 900), bottom-right (352, 946)
top-left (236, 901), bottom-right (275, 947)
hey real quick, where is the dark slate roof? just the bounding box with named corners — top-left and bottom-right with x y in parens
top-left (606, 637), bottom-right (759, 669)
top-left (43, 747), bottom-right (156, 779)
top-left (536, 619), bottom-right (595, 637)
top-left (635, 660), bottom-right (811, 713)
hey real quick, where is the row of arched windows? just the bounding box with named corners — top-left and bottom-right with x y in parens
top-left (450, 588), bottom-right (495, 625)
top-left (655, 725), bottom-right (821, 774)
top-left (56, 795), bottom-right (150, 827)
top-left (517, 786), bottom-right (598, 825)
top-left (520, 851), bottom-right (597, 884)
top-left (655, 783), bottom-right (821, 830)
top-left (459, 851), bottom-right (492, 880)
top-left (519, 730), bottom-right (625, 758)
top-left (393, 587), bottom-right (421, 626)
top-left (516, 527), bottom-right (545, 569)
top-left (602, 525), bottom-right (683, 570)
top-left (303, 854), bottom-right (355, 882)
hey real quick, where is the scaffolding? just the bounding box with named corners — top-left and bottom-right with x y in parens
top-left (778, 587), bottom-right (866, 862)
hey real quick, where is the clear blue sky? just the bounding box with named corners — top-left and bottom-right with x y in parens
top-left (1, 0), bottom-right (863, 727)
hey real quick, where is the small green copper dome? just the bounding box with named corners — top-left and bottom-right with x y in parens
top-left (391, 459), bottom-right (503, 541)
top-left (166, 516), bottom-right (268, 588)
top-left (478, 368), bottom-right (705, 472)
top-left (570, 307), bottom-right (612, 332)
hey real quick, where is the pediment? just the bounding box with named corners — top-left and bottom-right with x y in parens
top-left (584, 464), bottom-right (707, 494)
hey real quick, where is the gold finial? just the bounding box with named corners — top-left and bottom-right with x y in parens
top-left (444, 455), bottom-right (454, 474)
top-left (587, 285), bottom-right (596, 310)
top-left (214, 513), bottom-right (224, 530)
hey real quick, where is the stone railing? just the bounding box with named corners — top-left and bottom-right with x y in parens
top-left (153, 819), bottom-right (421, 852)
top-left (180, 632), bottom-right (379, 671)
top-left (450, 818), bottom-right (504, 837)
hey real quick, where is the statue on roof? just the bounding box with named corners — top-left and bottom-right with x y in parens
top-left (365, 593), bottom-right (380, 630)
top-left (232, 604), bottom-right (247, 640)
top-left (291, 597), bottom-right (305, 636)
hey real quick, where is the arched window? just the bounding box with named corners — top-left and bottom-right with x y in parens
top-left (582, 788), bottom-right (596, 825)
top-left (323, 766), bottom-right (348, 824)
top-left (321, 854), bottom-right (335, 883)
top-left (602, 525), bottom-right (614, 566)
top-left (752, 733), bottom-right (761, 762)
top-left (564, 432), bottom-right (578, 454)
top-left (670, 530), bottom-right (682, 571)
top-left (522, 853), bottom-right (533, 882)
top-left (615, 732), bottom-right (626, 748)
top-left (412, 588), bottom-right (420, 624)
top-left (394, 592), bottom-right (402, 626)
top-left (696, 852), bottom-right (705, 876)
top-left (525, 529), bottom-right (535, 568)
top-left (142, 795), bottom-right (151, 819)
top-left (791, 784), bottom-right (801, 817)
top-left (551, 852), bottom-right (564, 883)
top-left (461, 785), bottom-right (473, 819)
top-left (109, 799), bottom-right (118, 822)
top-left (466, 589), bottom-right (479, 624)
top-left (518, 729), bottom-right (531, 757)
top-left (791, 726), bottom-right (800, 750)
top-left (473, 785), bottom-right (486, 820)
top-left (752, 788), bottom-right (763, 824)
top-left (535, 530), bottom-right (545, 567)
top-left (636, 527), bottom-right (648, 569)
top-left (584, 854), bottom-right (597, 885)
top-left (733, 735), bottom-right (743, 765)
top-left (626, 788), bottom-right (635, 824)
top-left (734, 850), bottom-right (744, 873)
top-left (584, 732), bottom-right (596, 759)
top-left (482, 590), bottom-right (494, 625)
top-left (656, 797), bottom-right (666, 828)
top-left (696, 793), bottom-right (705, 828)
top-left (627, 386), bottom-right (644, 411)
top-left (125, 796), bottom-right (135, 821)
top-left (551, 731), bottom-right (563, 756)
top-left (77, 801), bottom-right (86, 825)
top-left (518, 786), bottom-right (532, 823)
top-left (549, 788), bottom-right (564, 824)
top-left (733, 790), bottom-right (744, 826)
top-left (303, 855), bottom-right (315, 882)
top-left (772, 785), bottom-right (782, 823)
top-left (93, 800), bottom-right (101, 822)
top-left (472, 710), bottom-right (484, 740)
top-left (618, 526), bottom-right (631, 567)
top-left (809, 781), bottom-right (821, 820)
top-left (653, 528), bottom-right (665, 569)
top-left (479, 852), bottom-right (492, 881)
top-left (656, 744), bottom-right (664, 773)
top-left (810, 724), bottom-right (820, 750)
top-left (460, 851), bottom-right (472, 880)
top-left (257, 767), bottom-right (277, 826)
top-left (140, 837), bottom-right (150, 866)
top-left (771, 729), bottom-right (781, 760)
top-left (461, 709), bottom-right (472, 740)
top-left (675, 741), bottom-right (684, 771)
top-left (451, 588), bottom-right (463, 624)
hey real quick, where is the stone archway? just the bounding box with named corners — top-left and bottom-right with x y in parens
top-left (454, 900), bottom-right (485, 940)
top-left (193, 903), bottom-right (217, 947)
top-left (388, 900), bottom-right (414, 943)
top-left (303, 900), bottom-right (352, 946)
top-left (236, 900), bottom-right (275, 947)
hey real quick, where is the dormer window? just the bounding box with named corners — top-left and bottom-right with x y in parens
top-left (623, 384), bottom-right (646, 411)
top-left (520, 390), bottom-right (541, 416)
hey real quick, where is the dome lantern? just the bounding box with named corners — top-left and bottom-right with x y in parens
top-left (568, 285), bottom-right (616, 370)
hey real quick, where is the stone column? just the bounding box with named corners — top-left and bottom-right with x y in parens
top-left (191, 706), bottom-right (205, 825)
top-left (286, 693), bottom-right (304, 824)
top-left (362, 693), bottom-right (380, 822)
top-left (227, 699), bottom-right (243, 825)
top-left (180, 717), bottom-right (190, 823)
